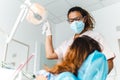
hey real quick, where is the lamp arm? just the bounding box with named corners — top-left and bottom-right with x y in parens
top-left (6, 0), bottom-right (31, 44)
top-left (3, 0), bottom-right (32, 67)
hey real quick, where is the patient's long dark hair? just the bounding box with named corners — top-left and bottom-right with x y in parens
top-left (45, 35), bottom-right (101, 75)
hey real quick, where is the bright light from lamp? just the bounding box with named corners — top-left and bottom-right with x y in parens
top-left (26, 3), bottom-right (47, 25)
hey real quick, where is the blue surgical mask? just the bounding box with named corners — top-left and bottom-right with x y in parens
top-left (70, 21), bottom-right (85, 34)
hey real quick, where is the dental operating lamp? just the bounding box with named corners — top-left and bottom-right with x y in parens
top-left (6, 0), bottom-right (47, 44)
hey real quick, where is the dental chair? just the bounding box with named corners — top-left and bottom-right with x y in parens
top-left (56, 50), bottom-right (108, 80)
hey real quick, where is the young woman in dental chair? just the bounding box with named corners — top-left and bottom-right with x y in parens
top-left (36, 35), bottom-right (108, 80)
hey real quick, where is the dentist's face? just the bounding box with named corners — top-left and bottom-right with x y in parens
top-left (67, 11), bottom-right (84, 23)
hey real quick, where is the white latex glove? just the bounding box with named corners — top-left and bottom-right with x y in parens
top-left (42, 21), bottom-right (52, 36)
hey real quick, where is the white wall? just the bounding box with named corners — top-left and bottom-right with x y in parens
top-left (92, 2), bottom-right (120, 80)
top-left (54, 21), bottom-right (74, 48)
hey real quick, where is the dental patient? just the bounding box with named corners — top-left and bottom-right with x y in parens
top-left (36, 35), bottom-right (108, 80)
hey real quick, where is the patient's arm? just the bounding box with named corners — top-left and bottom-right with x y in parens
top-left (107, 58), bottom-right (114, 74)
top-left (36, 75), bottom-right (47, 80)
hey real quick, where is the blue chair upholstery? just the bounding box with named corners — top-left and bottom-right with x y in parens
top-left (56, 50), bottom-right (108, 80)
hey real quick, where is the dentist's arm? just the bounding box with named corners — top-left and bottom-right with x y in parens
top-left (107, 58), bottom-right (114, 74)
top-left (46, 35), bottom-right (58, 59)
top-left (43, 21), bottom-right (58, 59)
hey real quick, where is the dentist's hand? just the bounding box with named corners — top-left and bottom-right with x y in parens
top-left (42, 21), bottom-right (52, 36)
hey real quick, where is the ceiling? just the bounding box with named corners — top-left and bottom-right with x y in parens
top-left (33, 0), bottom-right (120, 24)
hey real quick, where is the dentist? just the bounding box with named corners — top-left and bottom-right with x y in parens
top-left (44, 6), bottom-right (115, 73)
